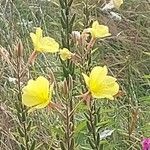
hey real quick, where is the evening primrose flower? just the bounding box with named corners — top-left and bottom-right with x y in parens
top-left (30, 27), bottom-right (59, 52)
top-left (59, 48), bottom-right (73, 61)
top-left (82, 66), bottom-right (119, 100)
top-left (88, 21), bottom-right (111, 38)
top-left (22, 76), bottom-right (53, 110)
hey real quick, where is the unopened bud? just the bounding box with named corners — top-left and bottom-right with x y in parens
top-left (47, 68), bottom-right (55, 85)
top-left (81, 29), bottom-right (90, 46)
top-left (27, 50), bottom-right (37, 66)
top-left (68, 74), bottom-right (73, 91)
top-left (72, 31), bottom-right (81, 45)
top-left (16, 40), bottom-right (23, 57)
top-left (63, 78), bottom-right (69, 96)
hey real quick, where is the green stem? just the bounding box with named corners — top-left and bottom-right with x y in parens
top-left (89, 100), bottom-right (99, 150)
top-left (17, 53), bottom-right (29, 150)
top-left (59, 1), bottom-right (75, 149)
top-left (66, 104), bottom-right (70, 150)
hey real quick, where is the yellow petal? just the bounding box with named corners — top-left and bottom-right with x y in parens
top-left (105, 82), bottom-right (119, 96)
top-left (22, 76), bottom-right (50, 108)
top-left (22, 92), bottom-right (42, 107)
top-left (30, 28), bottom-right (43, 51)
top-left (40, 37), bottom-right (59, 53)
top-left (30, 33), bottom-right (36, 45)
top-left (91, 81), bottom-right (119, 100)
top-left (36, 76), bottom-right (49, 99)
top-left (89, 66), bottom-right (108, 93)
top-left (104, 76), bottom-right (117, 84)
top-left (92, 21), bottom-right (100, 28)
top-left (82, 73), bottom-right (90, 87)
top-left (91, 92), bottom-right (114, 100)
top-left (113, 0), bottom-right (123, 9)
top-left (36, 27), bottom-right (43, 40)
top-left (34, 83), bottom-right (53, 109)
top-left (59, 48), bottom-right (72, 60)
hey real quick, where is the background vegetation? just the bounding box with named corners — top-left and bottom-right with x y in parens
top-left (0, 0), bottom-right (150, 150)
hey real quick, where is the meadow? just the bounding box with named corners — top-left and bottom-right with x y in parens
top-left (0, 0), bottom-right (150, 150)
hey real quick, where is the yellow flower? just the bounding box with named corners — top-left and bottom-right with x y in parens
top-left (59, 48), bottom-right (73, 61)
top-left (113, 0), bottom-right (123, 9)
top-left (22, 76), bottom-right (53, 110)
top-left (88, 21), bottom-right (111, 38)
top-left (30, 27), bottom-right (59, 52)
top-left (82, 66), bottom-right (119, 100)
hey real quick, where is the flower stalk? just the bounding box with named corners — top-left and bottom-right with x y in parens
top-left (59, 1), bottom-right (76, 149)
top-left (86, 100), bottom-right (101, 150)
top-left (15, 41), bottom-right (35, 150)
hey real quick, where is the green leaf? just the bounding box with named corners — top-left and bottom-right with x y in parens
top-left (96, 132), bottom-right (100, 146)
top-left (143, 51), bottom-right (150, 56)
top-left (60, 141), bottom-right (66, 150)
top-left (27, 121), bottom-right (32, 131)
top-left (22, 111), bottom-right (26, 122)
top-left (60, 17), bottom-right (67, 29)
top-left (69, 14), bottom-right (76, 33)
top-left (139, 96), bottom-right (150, 102)
top-left (15, 102), bottom-right (21, 113)
top-left (96, 120), bottom-right (110, 128)
top-left (61, 10), bottom-right (67, 22)
top-left (20, 144), bottom-right (26, 150)
top-left (75, 120), bottom-right (86, 135)
top-left (143, 74), bottom-right (150, 79)
top-left (68, 0), bottom-right (73, 7)
top-left (30, 140), bottom-right (36, 150)
top-left (86, 121), bottom-right (92, 131)
top-left (17, 127), bottom-right (24, 137)
top-left (58, 0), bottom-right (66, 8)
top-left (88, 137), bottom-right (95, 149)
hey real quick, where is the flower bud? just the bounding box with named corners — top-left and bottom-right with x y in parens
top-left (16, 40), bottom-right (23, 57)
top-left (72, 31), bottom-right (81, 45)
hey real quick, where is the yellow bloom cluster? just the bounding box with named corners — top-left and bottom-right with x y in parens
top-left (82, 66), bottom-right (119, 100)
top-left (22, 26), bottom-right (119, 110)
top-left (30, 27), bottom-right (72, 61)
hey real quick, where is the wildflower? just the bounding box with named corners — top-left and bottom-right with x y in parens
top-left (22, 76), bottom-right (53, 110)
top-left (30, 27), bottom-right (59, 52)
top-left (88, 21), bottom-right (111, 38)
top-left (82, 66), bottom-right (119, 100)
top-left (59, 48), bottom-right (73, 61)
top-left (141, 138), bottom-right (150, 150)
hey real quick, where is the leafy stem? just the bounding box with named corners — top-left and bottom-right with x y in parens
top-left (59, 0), bottom-right (75, 149)
top-left (86, 100), bottom-right (100, 150)
top-left (15, 41), bottom-right (35, 150)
